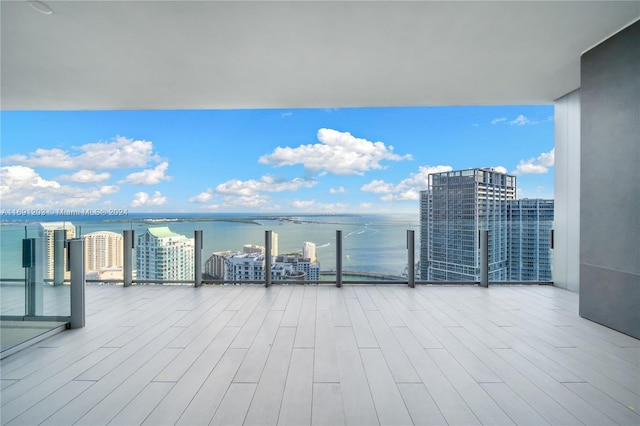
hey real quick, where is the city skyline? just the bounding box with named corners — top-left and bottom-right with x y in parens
top-left (1, 106), bottom-right (554, 214)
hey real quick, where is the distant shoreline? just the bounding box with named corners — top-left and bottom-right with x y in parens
top-left (0, 212), bottom-right (413, 226)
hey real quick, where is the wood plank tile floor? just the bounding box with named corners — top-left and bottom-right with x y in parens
top-left (1, 284), bottom-right (638, 425)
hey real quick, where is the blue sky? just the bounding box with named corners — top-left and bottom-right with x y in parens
top-left (1, 106), bottom-right (554, 214)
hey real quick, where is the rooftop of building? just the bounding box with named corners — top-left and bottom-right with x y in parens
top-left (145, 227), bottom-right (185, 239)
top-left (38, 222), bottom-right (76, 230)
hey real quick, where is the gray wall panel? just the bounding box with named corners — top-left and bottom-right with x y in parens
top-left (579, 264), bottom-right (640, 338)
top-left (580, 21), bottom-right (640, 339)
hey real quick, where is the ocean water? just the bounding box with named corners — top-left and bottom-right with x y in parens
top-left (0, 213), bottom-right (419, 279)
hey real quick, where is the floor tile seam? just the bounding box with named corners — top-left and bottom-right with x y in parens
top-left (421, 348), bottom-right (483, 425)
top-left (446, 327), bottom-right (584, 418)
top-left (76, 347), bottom-right (184, 425)
top-left (483, 365), bottom-right (589, 425)
top-left (36, 379), bottom-right (101, 426)
top-left (166, 307), bottom-right (237, 349)
top-left (478, 381), bottom-right (552, 426)
top-left (554, 346), bottom-right (640, 392)
top-left (0, 344), bottom-right (119, 405)
top-left (560, 381), bottom-right (640, 425)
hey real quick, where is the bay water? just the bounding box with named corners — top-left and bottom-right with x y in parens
top-left (0, 213), bottom-right (419, 279)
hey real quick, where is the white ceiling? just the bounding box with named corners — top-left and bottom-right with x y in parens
top-left (1, 1), bottom-right (639, 110)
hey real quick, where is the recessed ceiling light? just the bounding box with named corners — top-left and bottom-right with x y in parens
top-left (28, 1), bottom-right (54, 15)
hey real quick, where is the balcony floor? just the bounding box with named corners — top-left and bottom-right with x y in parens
top-left (1, 284), bottom-right (638, 425)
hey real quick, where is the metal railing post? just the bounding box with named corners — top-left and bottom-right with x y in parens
top-left (194, 230), bottom-right (203, 287)
top-left (336, 230), bottom-right (342, 288)
top-left (407, 230), bottom-right (415, 288)
top-left (123, 230), bottom-right (134, 287)
top-left (480, 230), bottom-right (489, 288)
top-left (265, 230), bottom-right (272, 287)
top-left (53, 229), bottom-right (65, 286)
top-left (68, 238), bottom-right (85, 328)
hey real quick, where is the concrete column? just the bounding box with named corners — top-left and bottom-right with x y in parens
top-left (580, 22), bottom-right (639, 338)
top-left (554, 89), bottom-right (581, 292)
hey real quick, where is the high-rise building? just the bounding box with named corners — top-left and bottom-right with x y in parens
top-left (225, 252), bottom-right (265, 282)
top-left (302, 241), bottom-right (316, 262)
top-left (507, 199), bottom-right (554, 281)
top-left (39, 222), bottom-right (76, 279)
top-left (84, 231), bottom-right (123, 274)
top-left (421, 168), bottom-right (516, 281)
top-left (419, 189), bottom-right (431, 280)
top-left (271, 231), bottom-right (279, 257)
top-left (136, 227), bottom-right (194, 281)
top-left (243, 244), bottom-right (264, 255)
top-left (204, 250), bottom-right (236, 279)
top-left (224, 251), bottom-right (320, 282)
top-left (274, 254), bottom-right (320, 281)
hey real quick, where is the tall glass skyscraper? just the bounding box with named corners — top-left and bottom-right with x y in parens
top-left (507, 199), bottom-right (554, 281)
top-left (420, 168), bottom-right (516, 281)
top-left (420, 168), bottom-right (554, 282)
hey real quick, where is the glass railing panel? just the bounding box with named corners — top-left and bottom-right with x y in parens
top-left (1, 223), bottom-right (70, 356)
top-left (1, 222), bottom-right (73, 316)
top-left (0, 224), bottom-right (28, 316)
top-left (1, 214), bottom-right (553, 288)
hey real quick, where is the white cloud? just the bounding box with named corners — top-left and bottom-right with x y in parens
top-left (222, 194), bottom-right (270, 208)
top-left (513, 148), bottom-right (555, 175)
top-left (329, 186), bottom-right (346, 194)
top-left (259, 128), bottom-right (412, 176)
top-left (537, 149), bottom-right (555, 167)
top-left (120, 162), bottom-right (172, 185)
top-left (130, 191), bottom-right (167, 208)
top-left (189, 191), bottom-right (213, 204)
top-left (361, 165), bottom-right (453, 201)
top-left (492, 115), bottom-right (553, 126)
top-left (100, 185), bottom-right (119, 195)
top-left (291, 200), bottom-right (316, 209)
top-left (510, 114), bottom-right (533, 126)
top-left (281, 112), bottom-right (293, 118)
top-left (191, 177), bottom-right (312, 210)
top-left (489, 165), bottom-right (508, 174)
top-left (359, 202), bottom-right (374, 209)
top-left (1, 165), bottom-right (117, 208)
top-left (2, 148), bottom-right (76, 169)
top-left (2, 136), bottom-right (161, 170)
top-left (361, 180), bottom-right (395, 194)
top-left (514, 163), bottom-right (548, 174)
top-left (215, 175), bottom-right (316, 196)
top-left (291, 199), bottom-right (347, 212)
top-left (58, 169), bottom-right (111, 183)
